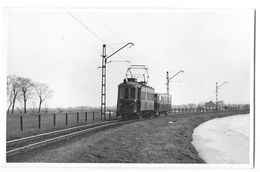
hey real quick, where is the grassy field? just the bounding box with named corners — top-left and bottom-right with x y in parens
top-left (6, 110), bottom-right (117, 140)
top-left (6, 110), bottom-right (250, 163)
top-left (6, 108), bottom-right (247, 140)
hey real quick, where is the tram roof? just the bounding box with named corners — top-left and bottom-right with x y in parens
top-left (119, 80), bottom-right (154, 90)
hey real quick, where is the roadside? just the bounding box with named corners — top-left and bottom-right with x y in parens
top-left (7, 110), bottom-right (249, 163)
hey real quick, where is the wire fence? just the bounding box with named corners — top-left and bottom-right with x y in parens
top-left (7, 106), bottom-right (249, 140)
top-left (171, 106), bottom-right (250, 114)
top-left (7, 110), bottom-right (117, 139)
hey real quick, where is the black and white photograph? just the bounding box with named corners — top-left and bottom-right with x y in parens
top-left (1, 2), bottom-right (256, 169)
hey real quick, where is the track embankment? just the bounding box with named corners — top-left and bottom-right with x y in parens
top-left (7, 110), bottom-right (249, 163)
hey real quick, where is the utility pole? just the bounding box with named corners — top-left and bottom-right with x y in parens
top-left (166, 71), bottom-right (169, 95)
top-left (100, 42), bottom-right (134, 119)
top-left (101, 44), bottom-right (107, 120)
top-left (215, 81), bottom-right (228, 111)
top-left (166, 70), bottom-right (184, 95)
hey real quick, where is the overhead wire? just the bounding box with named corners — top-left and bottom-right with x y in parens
top-left (67, 11), bottom-right (107, 44)
top-left (68, 11), bottom-right (129, 62)
top-left (92, 12), bottom-right (169, 70)
top-left (68, 11), bottom-right (172, 72)
top-left (91, 12), bottom-right (131, 62)
top-left (92, 13), bottom-right (125, 43)
top-left (68, 11), bottom-right (167, 70)
top-left (70, 11), bottom-right (163, 67)
top-left (67, 11), bottom-right (132, 75)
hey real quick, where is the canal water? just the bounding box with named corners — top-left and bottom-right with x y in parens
top-left (192, 114), bottom-right (250, 164)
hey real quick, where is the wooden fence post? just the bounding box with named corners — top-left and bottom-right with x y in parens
top-left (38, 114), bottom-right (41, 129)
top-left (65, 113), bottom-right (68, 125)
top-left (53, 113), bottom-right (56, 127)
top-left (77, 112), bottom-right (79, 124)
top-left (20, 116), bottom-right (23, 132)
top-left (85, 112), bottom-right (87, 122)
top-left (93, 111), bottom-right (95, 121)
top-left (109, 110), bottom-right (111, 120)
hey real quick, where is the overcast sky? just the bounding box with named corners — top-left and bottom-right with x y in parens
top-left (6, 8), bottom-right (254, 108)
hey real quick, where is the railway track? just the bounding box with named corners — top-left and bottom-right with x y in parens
top-left (5, 112), bottom-right (207, 157)
top-left (6, 119), bottom-right (135, 157)
top-left (6, 113), bottom-right (171, 157)
top-left (6, 110), bottom-right (242, 157)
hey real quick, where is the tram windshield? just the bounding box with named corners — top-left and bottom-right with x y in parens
top-left (119, 87), bottom-right (136, 99)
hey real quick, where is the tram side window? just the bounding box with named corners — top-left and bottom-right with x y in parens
top-left (141, 92), bottom-right (146, 100)
top-left (130, 87), bottom-right (135, 99)
top-left (119, 88), bottom-right (124, 99)
top-left (125, 87), bottom-right (129, 99)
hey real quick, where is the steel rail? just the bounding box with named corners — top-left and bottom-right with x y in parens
top-left (6, 120), bottom-right (132, 157)
top-left (7, 120), bottom-right (119, 144)
top-left (6, 114), bottom-right (182, 157)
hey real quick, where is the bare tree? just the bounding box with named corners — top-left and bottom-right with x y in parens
top-left (7, 75), bottom-right (22, 114)
top-left (19, 78), bottom-right (35, 113)
top-left (34, 82), bottom-right (53, 113)
top-left (7, 76), bottom-right (14, 114)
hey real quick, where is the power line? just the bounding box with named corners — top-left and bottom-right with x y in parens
top-left (68, 11), bottom-right (130, 62)
top-left (67, 11), bottom-right (106, 44)
top-left (92, 13), bottom-right (155, 66)
top-left (93, 13), bottom-right (125, 42)
top-left (92, 13), bottom-right (130, 62)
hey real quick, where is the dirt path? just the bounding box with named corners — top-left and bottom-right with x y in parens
top-left (7, 110), bottom-right (249, 163)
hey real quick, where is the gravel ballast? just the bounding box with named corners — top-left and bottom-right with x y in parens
top-left (7, 110), bottom-right (249, 163)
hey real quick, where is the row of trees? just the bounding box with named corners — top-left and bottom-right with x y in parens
top-left (7, 75), bottom-right (53, 114)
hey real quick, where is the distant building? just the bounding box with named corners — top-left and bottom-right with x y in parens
top-left (204, 101), bottom-right (216, 110)
top-left (187, 103), bottom-right (197, 108)
top-left (242, 104), bottom-right (250, 110)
